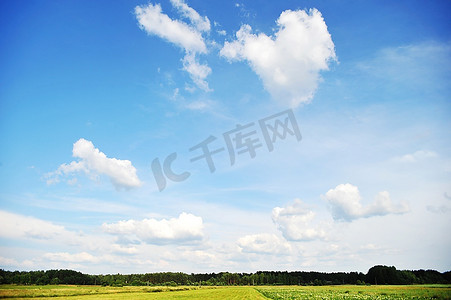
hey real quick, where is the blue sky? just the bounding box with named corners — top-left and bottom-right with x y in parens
top-left (1, 0), bottom-right (450, 274)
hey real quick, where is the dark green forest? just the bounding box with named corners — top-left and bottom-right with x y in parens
top-left (1, 266), bottom-right (450, 286)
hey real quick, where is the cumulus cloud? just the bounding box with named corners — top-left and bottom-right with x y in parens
top-left (237, 233), bottom-right (291, 254)
top-left (46, 138), bottom-right (141, 190)
top-left (135, 2), bottom-right (211, 91)
top-left (102, 213), bottom-right (204, 244)
top-left (220, 8), bottom-right (336, 107)
top-left (272, 199), bottom-right (326, 241)
top-left (324, 184), bottom-right (410, 222)
top-left (393, 150), bottom-right (438, 163)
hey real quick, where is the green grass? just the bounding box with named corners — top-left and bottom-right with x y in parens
top-left (256, 285), bottom-right (451, 299)
top-left (0, 284), bottom-right (450, 299)
top-left (0, 285), bottom-right (265, 299)
top-left (0, 285), bottom-right (198, 299)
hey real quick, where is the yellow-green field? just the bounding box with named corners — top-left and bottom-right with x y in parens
top-left (0, 284), bottom-right (450, 299)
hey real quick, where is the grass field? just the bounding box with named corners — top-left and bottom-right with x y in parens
top-left (0, 284), bottom-right (450, 299)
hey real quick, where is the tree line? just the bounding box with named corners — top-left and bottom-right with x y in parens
top-left (0, 266), bottom-right (450, 286)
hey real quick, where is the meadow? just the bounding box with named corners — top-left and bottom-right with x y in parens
top-left (0, 284), bottom-right (450, 299)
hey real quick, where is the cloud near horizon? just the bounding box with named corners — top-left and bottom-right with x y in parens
top-left (324, 184), bottom-right (410, 222)
top-left (237, 233), bottom-right (291, 254)
top-left (0, 210), bottom-right (66, 240)
top-left (102, 213), bottom-right (204, 244)
top-left (272, 199), bottom-right (326, 241)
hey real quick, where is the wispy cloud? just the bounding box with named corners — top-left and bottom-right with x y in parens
top-left (393, 150), bottom-right (438, 163)
top-left (135, 1), bottom-right (212, 91)
top-left (357, 41), bottom-right (451, 93)
top-left (43, 252), bottom-right (99, 263)
top-left (169, 0), bottom-right (210, 32)
top-left (0, 210), bottom-right (135, 254)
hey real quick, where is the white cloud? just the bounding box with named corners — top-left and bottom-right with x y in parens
top-left (102, 213), bottom-right (204, 244)
top-left (44, 252), bottom-right (98, 263)
top-left (181, 249), bottom-right (216, 262)
top-left (0, 256), bottom-right (20, 266)
top-left (324, 183), bottom-right (410, 222)
top-left (220, 8), bottom-right (336, 107)
top-left (135, 3), bottom-right (206, 53)
top-left (182, 52), bottom-right (212, 91)
top-left (0, 257), bottom-right (36, 269)
top-left (185, 99), bottom-right (212, 111)
top-left (272, 199), bottom-right (326, 241)
top-left (0, 210), bottom-right (66, 240)
top-left (111, 244), bottom-right (139, 254)
top-left (237, 233), bottom-right (291, 254)
top-left (0, 210), bottom-right (113, 252)
top-left (393, 150), bottom-right (438, 163)
top-left (135, 2), bottom-right (211, 91)
top-left (170, 86), bottom-right (215, 110)
top-left (46, 138), bottom-right (141, 190)
top-left (169, 0), bottom-right (210, 32)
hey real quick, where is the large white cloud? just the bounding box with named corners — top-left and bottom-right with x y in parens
top-left (102, 213), bottom-right (204, 244)
top-left (220, 8), bottom-right (336, 107)
top-left (272, 199), bottom-right (326, 241)
top-left (237, 233), bottom-right (291, 254)
top-left (324, 184), bottom-right (410, 222)
top-left (135, 2), bottom-right (211, 91)
top-left (46, 138), bottom-right (141, 190)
